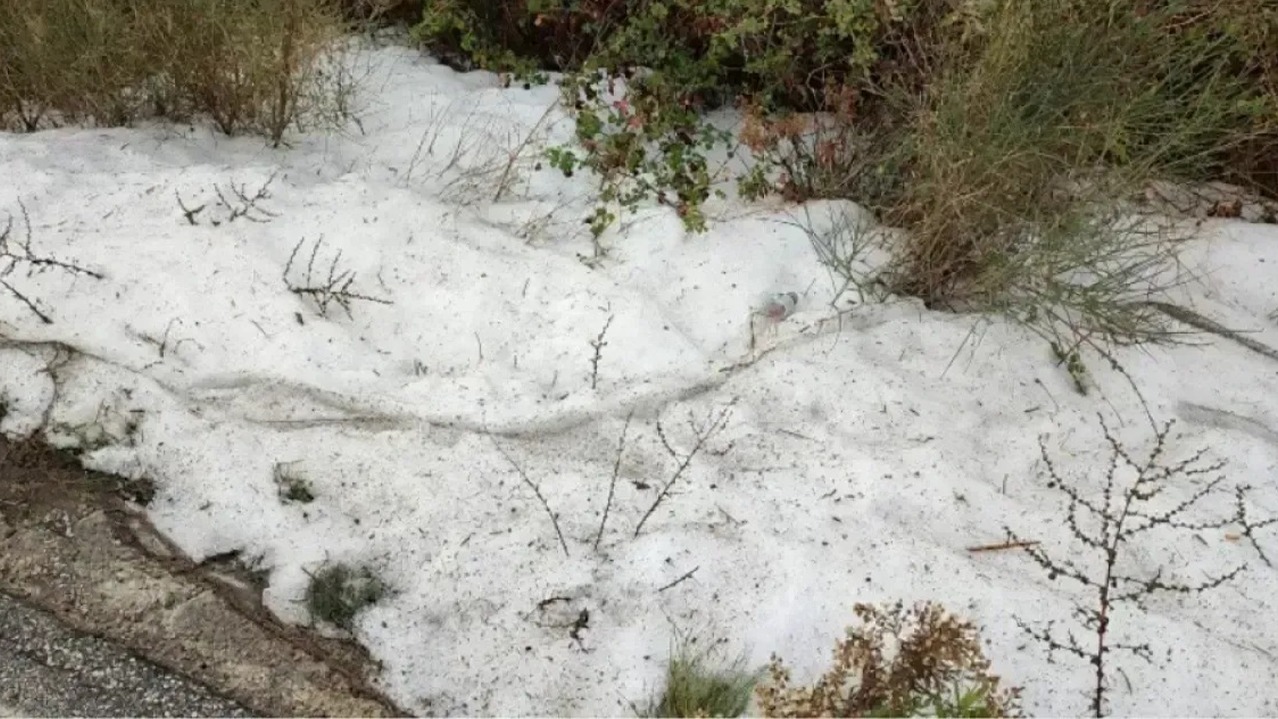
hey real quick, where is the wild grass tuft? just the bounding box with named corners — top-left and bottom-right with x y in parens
top-left (304, 562), bottom-right (386, 630)
top-left (646, 638), bottom-right (757, 718)
top-left (873, 0), bottom-right (1264, 346)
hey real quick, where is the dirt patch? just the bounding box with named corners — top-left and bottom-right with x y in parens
top-left (0, 433), bottom-right (404, 717)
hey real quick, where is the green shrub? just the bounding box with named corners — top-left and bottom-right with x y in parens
top-left (415, 0), bottom-right (969, 236)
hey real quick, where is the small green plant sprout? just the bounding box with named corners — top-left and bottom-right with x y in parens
top-left (646, 636), bottom-right (758, 718)
top-left (1005, 415), bottom-right (1273, 717)
top-left (757, 601), bottom-right (1022, 718)
top-left (1049, 340), bottom-right (1090, 396)
top-left (273, 461), bottom-right (315, 504)
top-left (304, 561), bottom-right (387, 631)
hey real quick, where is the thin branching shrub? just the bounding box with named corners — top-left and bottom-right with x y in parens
top-left (138, 0), bottom-right (355, 144)
top-left (1006, 416), bottom-right (1273, 717)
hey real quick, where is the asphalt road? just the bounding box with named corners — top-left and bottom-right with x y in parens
top-left (0, 589), bottom-right (254, 717)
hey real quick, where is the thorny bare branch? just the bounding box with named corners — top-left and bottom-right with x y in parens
top-left (1, 201), bottom-right (103, 324)
top-left (1234, 484), bottom-right (1278, 567)
top-left (593, 411), bottom-right (632, 550)
top-left (283, 236), bottom-right (392, 319)
top-left (633, 399), bottom-right (737, 538)
top-left (588, 313), bottom-right (613, 391)
top-left (175, 172), bottom-right (279, 226)
top-left (1002, 414), bottom-right (1269, 717)
top-left (490, 435), bottom-right (570, 558)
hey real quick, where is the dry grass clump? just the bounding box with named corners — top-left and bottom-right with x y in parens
top-left (879, 0), bottom-right (1261, 334)
top-left (0, 0), bottom-right (147, 131)
top-left (757, 601), bottom-right (1021, 718)
top-left (0, 0), bottom-right (356, 144)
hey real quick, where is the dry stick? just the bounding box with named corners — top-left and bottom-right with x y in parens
top-left (589, 314), bottom-right (614, 390)
top-left (656, 565), bottom-right (700, 593)
top-left (633, 400), bottom-right (736, 538)
top-left (175, 190), bottom-right (206, 225)
top-left (593, 411), bottom-right (633, 550)
top-left (966, 539), bottom-right (1041, 553)
top-left (490, 435), bottom-right (570, 558)
top-left (493, 99), bottom-right (561, 202)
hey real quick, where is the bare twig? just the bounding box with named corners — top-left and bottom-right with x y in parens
top-left (656, 565), bottom-right (700, 593)
top-left (966, 539), bottom-right (1041, 553)
top-left (634, 400), bottom-right (736, 538)
top-left (175, 190), bottom-right (206, 225)
top-left (493, 99), bottom-right (561, 202)
top-left (175, 173), bottom-right (279, 226)
top-left (593, 411), bottom-right (632, 550)
top-left (1234, 484), bottom-right (1278, 568)
top-left (0, 201), bottom-right (103, 324)
top-left (283, 236), bottom-right (392, 319)
top-left (589, 314), bottom-right (613, 390)
top-left (214, 172), bottom-right (280, 224)
top-left (490, 436), bottom-right (570, 557)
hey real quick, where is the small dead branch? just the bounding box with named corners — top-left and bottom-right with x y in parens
top-left (589, 314), bottom-right (613, 390)
top-left (966, 539), bottom-right (1041, 553)
top-left (593, 411), bottom-right (632, 550)
top-left (214, 172), bottom-right (280, 224)
top-left (175, 172), bottom-right (279, 226)
top-left (1233, 484), bottom-right (1278, 568)
top-left (493, 99), bottom-right (560, 202)
top-left (491, 436), bottom-right (570, 557)
top-left (283, 236), bottom-right (392, 319)
top-left (634, 399), bottom-right (737, 538)
top-left (175, 190), bottom-right (206, 225)
top-left (0, 201), bottom-right (103, 324)
top-left (656, 565), bottom-right (699, 593)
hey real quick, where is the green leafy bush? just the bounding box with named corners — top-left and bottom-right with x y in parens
top-left (423, 0), bottom-right (1277, 343)
top-left (415, 0), bottom-right (969, 235)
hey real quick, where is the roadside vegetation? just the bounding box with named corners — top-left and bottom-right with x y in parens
top-left (414, 0), bottom-right (1278, 349)
top-left (0, 0), bottom-right (359, 144)
top-left (6, 2), bottom-right (1277, 717)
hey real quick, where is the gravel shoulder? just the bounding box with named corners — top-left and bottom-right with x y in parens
top-left (0, 434), bottom-right (402, 717)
